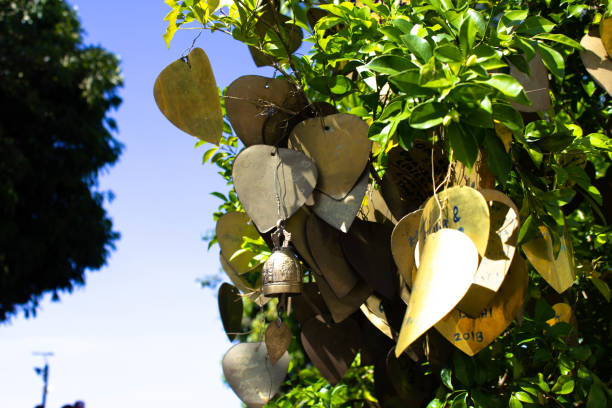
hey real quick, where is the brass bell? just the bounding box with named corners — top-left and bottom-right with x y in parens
top-left (262, 225), bottom-right (302, 297)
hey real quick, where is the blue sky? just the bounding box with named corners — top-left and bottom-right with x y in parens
top-left (0, 2), bottom-right (272, 407)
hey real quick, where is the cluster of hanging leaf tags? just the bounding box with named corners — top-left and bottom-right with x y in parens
top-left (151, 18), bottom-right (612, 406)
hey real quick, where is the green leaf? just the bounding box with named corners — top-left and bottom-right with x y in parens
top-left (452, 392), bottom-right (468, 408)
top-left (427, 399), bottom-right (444, 408)
top-left (329, 75), bottom-right (352, 94)
top-left (441, 368), bottom-right (453, 390)
top-left (462, 103), bottom-right (493, 128)
top-left (590, 276), bottom-right (611, 302)
top-left (450, 84), bottom-right (492, 103)
top-left (516, 16), bottom-right (555, 36)
top-left (484, 132), bottom-right (512, 184)
top-left (509, 395), bottom-right (523, 408)
top-left (459, 16), bottom-right (477, 54)
top-left (480, 74), bottom-right (530, 104)
top-left (435, 43), bottom-right (464, 62)
top-left (493, 103), bottom-right (524, 133)
top-left (533, 33), bottom-right (584, 50)
top-left (389, 70), bottom-right (435, 96)
top-left (202, 147), bottom-right (219, 163)
top-left (448, 123), bottom-right (479, 169)
top-left (453, 352), bottom-right (472, 386)
top-left (551, 375), bottom-right (575, 395)
top-left (517, 214), bottom-right (539, 245)
top-left (163, 7), bottom-right (181, 48)
top-left (515, 392), bottom-right (535, 403)
top-left (410, 102), bottom-right (447, 129)
top-left (366, 55), bottom-right (417, 75)
top-left (537, 42), bottom-right (565, 79)
top-left (401, 34), bottom-right (433, 63)
top-left (587, 384), bottom-right (607, 408)
top-left (210, 191), bottom-right (227, 201)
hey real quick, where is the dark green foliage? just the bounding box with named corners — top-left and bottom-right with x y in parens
top-left (0, 0), bottom-right (122, 320)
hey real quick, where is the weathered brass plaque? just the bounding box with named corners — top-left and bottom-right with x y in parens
top-left (547, 303), bottom-right (576, 328)
top-left (292, 282), bottom-right (329, 324)
top-left (435, 256), bottom-right (528, 356)
top-left (361, 294), bottom-right (393, 339)
top-left (285, 209), bottom-right (320, 274)
top-left (391, 209), bottom-right (423, 286)
top-left (580, 33), bottom-right (612, 97)
top-left (510, 54), bottom-right (551, 112)
top-left (316, 275), bottom-right (373, 323)
top-left (289, 113), bottom-right (371, 200)
top-left (300, 315), bottom-right (360, 385)
top-left (341, 219), bottom-right (398, 300)
top-left (396, 229), bottom-right (479, 357)
top-left (218, 283), bottom-right (243, 341)
top-left (216, 211), bottom-right (262, 274)
top-left (233, 145), bottom-right (318, 233)
top-left (522, 226), bottom-right (576, 293)
top-left (306, 213), bottom-right (358, 298)
top-left (456, 189), bottom-right (519, 316)
top-left (265, 321), bottom-right (292, 364)
top-left (153, 48), bottom-right (223, 144)
top-left (222, 342), bottom-right (289, 408)
top-left (226, 75), bottom-right (303, 146)
top-left (311, 170), bottom-right (369, 232)
top-left (601, 17), bottom-right (612, 58)
top-left (418, 186), bottom-right (490, 258)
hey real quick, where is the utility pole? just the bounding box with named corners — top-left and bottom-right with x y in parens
top-left (33, 351), bottom-right (54, 408)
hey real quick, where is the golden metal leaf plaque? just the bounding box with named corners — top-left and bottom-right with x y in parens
top-left (360, 294), bottom-right (393, 339)
top-left (601, 17), bottom-right (612, 58)
top-left (306, 213), bottom-right (358, 298)
top-left (546, 303), bottom-right (576, 328)
top-left (285, 209), bottom-right (320, 274)
top-left (418, 186), bottom-right (490, 258)
top-left (289, 113), bottom-right (372, 200)
top-left (226, 75), bottom-right (304, 146)
top-left (391, 209), bottom-right (423, 286)
top-left (222, 342), bottom-right (289, 408)
top-left (153, 48), bottom-right (223, 144)
top-left (396, 229), bottom-right (479, 357)
top-left (510, 54), bottom-right (552, 112)
top-left (456, 189), bottom-right (520, 316)
top-left (232, 145), bottom-right (318, 233)
top-left (580, 33), bottom-right (612, 97)
top-left (311, 170), bottom-right (369, 232)
top-left (265, 321), bottom-right (292, 365)
top-left (434, 256), bottom-right (528, 356)
top-left (522, 226), bottom-right (576, 293)
top-left (216, 212), bottom-right (261, 274)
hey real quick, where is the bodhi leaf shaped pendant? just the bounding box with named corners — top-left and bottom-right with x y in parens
top-left (154, 48), bottom-right (223, 144)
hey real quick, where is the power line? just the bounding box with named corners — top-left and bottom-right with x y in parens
top-left (33, 351), bottom-right (54, 408)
